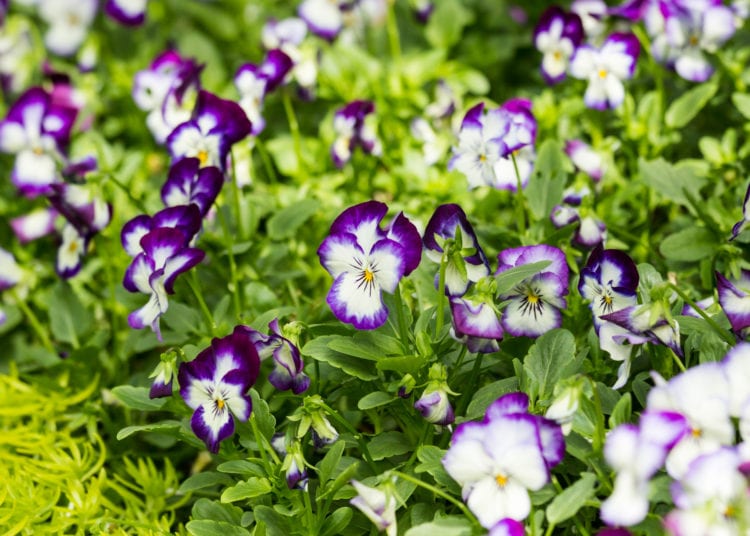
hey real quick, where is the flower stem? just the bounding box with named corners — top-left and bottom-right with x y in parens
top-left (668, 282), bottom-right (736, 347)
top-left (13, 291), bottom-right (55, 355)
top-left (216, 206), bottom-right (244, 320)
top-left (511, 152), bottom-right (528, 236)
top-left (386, 0), bottom-right (402, 63)
top-left (250, 413), bottom-right (276, 474)
top-left (389, 470), bottom-right (479, 526)
top-left (282, 90), bottom-right (304, 173)
top-left (435, 249), bottom-right (448, 340)
top-left (392, 283), bottom-right (410, 349)
top-left (187, 271), bottom-right (216, 337)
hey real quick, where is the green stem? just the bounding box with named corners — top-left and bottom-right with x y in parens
top-left (187, 271), bottom-right (216, 337)
top-left (282, 90), bottom-right (304, 173)
top-left (13, 291), bottom-right (55, 354)
top-left (668, 282), bottom-right (736, 346)
top-left (435, 250), bottom-right (448, 340)
top-left (217, 207), bottom-right (244, 320)
top-left (389, 471), bottom-right (479, 526)
top-left (320, 402), bottom-right (377, 473)
top-left (670, 348), bottom-right (687, 373)
top-left (455, 352), bottom-right (481, 417)
top-left (386, 0), bottom-right (401, 63)
top-left (229, 146), bottom-right (246, 241)
top-left (392, 283), bottom-right (410, 349)
top-left (511, 152), bottom-right (528, 236)
top-left (255, 138), bottom-right (279, 184)
top-left (302, 488), bottom-right (316, 536)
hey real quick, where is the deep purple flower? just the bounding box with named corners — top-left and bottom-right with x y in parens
top-left (413, 1), bottom-right (434, 24)
top-left (48, 182), bottom-right (112, 242)
top-left (423, 204), bottom-right (490, 296)
top-left (161, 158), bottom-right (223, 216)
top-left (317, 201), bottom-right (421, 330)
top-left (178, 327), bottom-right (260, 453)
top-left (331, 100), bottom-right (381, 167)
top-left (716, 270), bottom-right (750, 337)
top-left (105, 0), bottom-right (148, 26)
top-left (496, 245), bottom-right (569, 338)
top-left (450, 296), bottom-right (504, 353)
top-left (121, 204), bottom-right (202, 258)
top-left (533, 6), bottom-right (584, 84)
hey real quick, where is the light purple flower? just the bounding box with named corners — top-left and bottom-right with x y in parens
top-left (571, 0), bottom-right (608, 38)
top-left (178, 327), bottom-right (260, 453)
top-left (450, 296), bottom-right (504, 353)
top-left (262, 18), bottom-right (308, 50)
top-left (236, 320), bottom-right (310, 394)
top-left (234, 49), bottom-right (293, 135)
top-left (565, 139), bottom-right (605, 181)
top-left (298, 0), bottom-right (344, 41)
top-left (38, 0), bottom-right (97, 56)
top-left (0, 86), bottom-right (77, 197)
top-left (423, 204), bottom-right (490, 296)
top-left (350, 480), bottom-right (398, 536)
top-left (533, 6), bottom-right (584, 84)
top-left (167, 90), bottom-right (252, 170)
top-left (570, 33), bottom-right (640, 110)
top-left (105, 0), bottom-right (148, 26)
top-left (121, 204), bottom-right (202, 258)
top-left (496, 245), bottom-right (569, 338)
top-left (492, 145), bottom-right (536, 192)
top-left (10, 208), bottom-right (57, 243)
top-left (414, 366), bottom-right (455, 425)
top-left (317, 201), bottom-right (421, 330)
top-left (331, 100), bottom-right (381, 167)
top-left (161, 158), bottom-right (223, 217)
top-left (442, 392), bottom-right (564, 528)
top-left (716, 270), bottom-right (750, 338)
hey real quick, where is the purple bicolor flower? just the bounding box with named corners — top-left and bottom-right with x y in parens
top-left (298, 0), bottom-right (344, 41)
top-left (234, 49), bottom-right (293, 135)
top-left (350, 480), bottom-right (398, 536)
top-left (56, 223), bottom-right (88, 279)
top-left (262, 18), bottom-right (308, 49)
top-left (0, 86), bottom-right (77, 198)
top-left (579, 246), bottom-right (639, 328)
top-left (178, 327), bottom-right (261, 453)
top-left (283, 441), bottom-right (309, 490)
top-left (149, 352), bottom-right (178, 398)
top-left (570, 33), bottom-right (640, 110)
top-left (423, 204), bottom-right (490, 296)
top-left (121, 204), bottom-right (202, 258)
top-left (450, 296), bottom-right (504, 353)
top-left (133, 49), bottom-right (203, 143)
top-left (414, 366), bottom-right (455, 426)
top-left (105, 0), bottom-right (148, 26)
top-left (492, 145), bottom-right (535, 192)
top-left (533, 6), bottom-right (584, 84)
top-left (571, 0), bottom-right (608, 38)
top-left (551, 187), bottom-right (606, 248)
top-left (716, 270), bottom-right (750, 338)
top-left (425, 80), bottom-right (456, 121)
top-left (11, 208), bottom-right (58, 243)
top-left (236, 320), bottom-right (310, 394)
top-left (331, 100), bottom-right (381, 167)
top-left (317, 201), bottom-right (421, 330)
top-left (167, 90), bottom-right (252, 170)
top-left (565, 139), bottom-right (605, 182)
top-left (48, 182), bottom-right (112, 241)
top-left (123, 226), bottom-right (205, 339)
top-left (496, 245), bottom-right (569, 338)
top-left (413, 0), bottom-right (434, 24)
top-left (442, 392), bottom-right (564, 528)
top-left (38, 0), bottom-right (97, 57)
top-left (601, 304), bottom-right (683, 358)
top-left (161, 158), bottom-right (223, 217)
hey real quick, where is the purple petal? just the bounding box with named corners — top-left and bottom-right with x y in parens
top-left (191, 404), bottom-right (235, 453)
top-left (717, 271), bottom-right (750, 333)
top-left (105, 0), bottom-right (147, 26)
top-left (386, 212), bottom-right (422, 275)
top-left (11, 208), bottom-right (57, 243)
top-left (484, 392), bottom-right (530, 421)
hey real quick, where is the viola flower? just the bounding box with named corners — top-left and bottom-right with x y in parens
top-left (350, 480), bottom-right (398, 536)
top-left (331, 100), bottom-right (381, 168)
top-left (123, 226), bottom-right (205, 339)
top-left (491, 145), bottom-right (535, 192)
top-left (121, 204), bottom-right (202, 258)
top-left (423, 204), bottom-right (490, 297)
top-left (450, 295), bottom-right (504, 354)
top-left (579, 247), bottom-right (639, 327)
top-left (442, 392), bottom-right (564, 528)
top-left (234, 49), bottom-right (293, 135)
top-left (178, 327), bottom-right (260, 453)
top-left (38, 0), bottom-right (97, 56)
top-left (56, 223), bottom-right (88, 279)
top-left (496, 245), bottom-right (569, 338)
top-left (133, 49), bottom-right (203, 143)
top-left (551, 189), bottom-right (606, 248)
top-left (425, 79), bottom-right (456, 121)
top-left (414, 364), bottom-right (455, 425)
top-left (161, 158), bottom-right (223, 217)
top-left (571, 0), bottom-right (608, 39)
top-left (730, 181), bottom-right (750, 241)
top-left (533, 6), bottom-right (584, 84)
top-left (167, 90), bottom-right (252, 170)
top-left (662, 1), bottom-right (735, 82)
top-left (410, 117), bottom-right (446, 166)
top-left (601, 303), bottom-right (683, 358)
top-left (317, 201), bottom-right (421, 330)
top-left (48, 182), bottom-right (112, 242)
top-left (715, 270), bottom-right (750, 338)
top-left (0, 86), bottom-right (77, 198)
top-left (282, 441), bottom-right (309, 490)
top-left (148, 351), bottom-right (178, 399)
top-left (412, 0), bottom-right (435, 24)
top-left (262, 18), bottom-right (308, 50)
top-left (544, 382), bottom-right (583, 435)
top-left (298, 0), bottom-right (344, 41)
top-left (569, 32), bottom-right (640, 110)
top-left (105, 0), bottom-right (148, 26)
top-left (10, 208), bottom-right (57, 243)
top-left (236, 319), bottom-right (310, 395)
top-left (565, 139), bottom-right (605, 182)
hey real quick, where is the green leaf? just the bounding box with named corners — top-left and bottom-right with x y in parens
top-left (368, 431), bottom-right (411, 460)
top-left (303, 336), bottom-right (378, 380)
top-left (465, 377), bottom-right (520, 420)
top-left (116, 420), bottom-right (181, 440)
top-left (425, 0), bottom-right (474, 49)
top-left (415, 446), bottom-right (460, 492)
top-left (495, 261), bottom-right (552, 295)
top-left (161, 301), bottom-right (203, 336)
top-left (524, 329), bottom-right (578, 403)
top-left (358, 391), bottom-right (394, 410)
top-left (48, 281), bottom-right (92, 347)
top-left (216, 460), bottom-right (265, 476)
top-left (659, 226), bottom-right (718, 262)
top-left (609, 393), bottom-right (632, 428)
top-left (546, 473), bottom-right (597, 524)
top-left (267, 199), bottom-right (319, 240)
top-left (178, 472), bottom-right (235, 494)
top-left (665, 81), bottom-right (718, 128)
top-left (253, 505), bottom-right (291, 536)
top-left (186, 520), bottom-right (250, 536)
top-left (220, 477), bottom-right (272, 503)
top-left (317, 440), bottom-right (346, 486)
top-left (732, 92), bottom-right (750, 120)
top-left (376, 354), bottom-right (427, 374)
top-left (638, 158), bottom-right (707, 206)
top-left (320, 507), bottom-right (353, 536)
top-left (111, 386), bottom-right (167, 411)
top-left (249, 389), bottom-right (276, 440)
top-left (191, 498), bottom-right (243, 524)
top-left (405, 516), bottom-right (473, 536)
top-left (525, 139), bottom-right (566, 220)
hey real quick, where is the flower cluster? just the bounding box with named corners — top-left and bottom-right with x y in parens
top-left (601, 343), bottom-right (750, 533)
top-left (442, 392), bottom-right (564, 529)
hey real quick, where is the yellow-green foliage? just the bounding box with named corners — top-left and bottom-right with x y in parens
top-left (0, 367), bottom-right (189, 535)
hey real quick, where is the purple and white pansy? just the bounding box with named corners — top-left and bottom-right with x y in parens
top-left (298, 0), bottom-right (344, 41)
top-left (496, 245), bottom-right (569, 338)
top-left (37, 0), bottom-right (97, 57)
top-left (121, 204), bottom-right (202, 258)
top-left (350, 479), bottom-right (398, 536)
top-left (423, 204), bottom-right (490, 297)
top-left (10, 208), bottom-right (57, 244)
top-left (178, 327), bottom-right (261, 453)
top-left (442, 392), bottom-right (564, 528)
top-left (317, 201), bottom-right (421, 330)
top-left (161, 157), bottom-right (223, 217)
top-left (0, 86), bottom-right (77, 198)
top-left (533, 6), bottom-right (584, 84)
top-left (167, 89), bottom-right (252, 170)
top-left (450, 296), bottom-right (504, 354)
top-left (565, 139), bottom-right (605, 182)
top-left (569, 32), bottom-right (639, 110)
top-left (331, 100), bottom-right (382, 168)
top-left (105, 0), bottom-right (148, 26)
top-left (716, 270), bottom-right (750, 338)
top-left (234, 49), bottom-right (293, 135)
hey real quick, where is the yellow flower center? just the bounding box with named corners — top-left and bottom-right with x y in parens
top-left (495, 474), bottom-right (508, 487)
top-left (527, 293), bottom-right (540, 304)
top-left (363, 268), bottom-right (375, 283)
top-left (68, 239), bottom-right (80, 254)
top-left (691, 427), bottom-right (702, 438)
top-left (216, 398), bottom-right (225, 410)
top-left (33, 146), bottom-right (44, 156)
top-left (479, 154), bottom-right (487, 162)
top-left (197, 149), bottom-right (209, 166)
top-left (598, 69), bottom-right (608, 79)
top-left (603, 295), bottom-right (613, 305)
top-left (553, 50), bottom-right (562, 61)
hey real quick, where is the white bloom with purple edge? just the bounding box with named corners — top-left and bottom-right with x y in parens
top-left (350, 479), bottom-right (398, 536)
top-left (533, 6), bottom-right (584, 84)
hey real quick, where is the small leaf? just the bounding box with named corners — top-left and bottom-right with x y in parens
top-left (368, 431), bottom-right (411, 460)
top-left (524, 329), bottom-right (578, 402)
top-left (111, 386), bottom-right (167, 411)
top-left (267, 199), bottom-right (319, 240)
top-left (320, 507), bottom-right (353, 536)
top-left (660, 226), bottom-right (718, 262)
top-left (465, 377), bottom-right (520, 420)
top-left (116, 420), bottom-right (181, 440)
top-left (425, 0), bottom-right (474, 49)
top-left (303, 336), bottom-right (378, 380)
top-left (665, 81), bottom-right (717, 128)
top-left (495, 261), bottom-right (552, 295)
top-left (221, 477), bottom-right (272, 503)
top-left (609, 393), bottom-right (632, 428)
top-left (186, 520), bottom-right (250, 536)
top-left (178, 472), bottom-right (235, 494)
top-left (405, 516), bottom-right (473, 536)
top-left (546, 473), bottom-right (597, 524)
top-left (358, 391), bottom-right (394, 410)
top-left (376, 354), bottom-right (427, 374)
top-left (526, 139), bottom-right (566, 220)
top-left (216, 460), bottom-right (265, 476)
top-left (253, 505), bottom-right (291, 536)
top-left (317, 440), bottom-right (345, 485)
top-left (732, 92), bottom-right (750, 120)
top-left (48, 281), bottom-right (92, 347)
